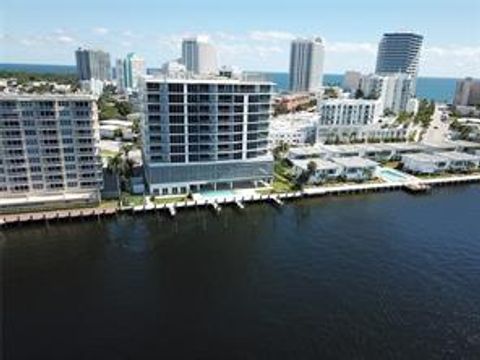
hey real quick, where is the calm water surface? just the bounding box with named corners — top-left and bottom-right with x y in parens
top-left (3, 186), bottom-right (480, 359)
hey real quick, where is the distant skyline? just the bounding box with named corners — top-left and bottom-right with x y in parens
top-left (1, 0), bottom-right (479, 77)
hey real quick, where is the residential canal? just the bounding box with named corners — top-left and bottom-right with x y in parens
top-left (3, 185), bottom-right (480, 359)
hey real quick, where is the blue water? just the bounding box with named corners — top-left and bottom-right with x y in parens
top-left (377, 168), bottom-right (410, 183)
top-left (265, 72), bottom-right (457, 102)
top-left (0, 63), bottom-right (457, 102)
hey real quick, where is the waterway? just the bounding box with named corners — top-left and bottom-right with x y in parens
top-left (3, 186), bottom-right (480, 359)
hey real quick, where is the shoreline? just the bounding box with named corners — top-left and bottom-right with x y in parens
top-left (1, 173), bottom-right (479, 229)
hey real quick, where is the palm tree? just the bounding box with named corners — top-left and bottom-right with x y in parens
top-left (107, 154), bottom-right (122, 201)
top-left (121, 143), bottom-right (134, 157)
top-left (107, 153), bottom-right (122, 174)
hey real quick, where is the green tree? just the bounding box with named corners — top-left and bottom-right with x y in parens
top-left (354, 88), bottom-right (364, 99)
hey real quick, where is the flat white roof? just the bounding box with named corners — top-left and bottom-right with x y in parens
top-left (288, 146), bottom-right (328, 157)
top-left (402, 152), bottom-right (449, 163)
top-left (0, 93), bottom-right (97, 101)
top-left (144, 76), bottom-right (274, 86)
top-left (320, 144), bottom-right (363, 154)
top-left (385, 142), bottom-right (429, 151)
top-left (448, 140), bottom-right (480, 148)
top-left (291, 158), bottom-right (340, 171)
top-left (100, 119), bottom-right (132, 127)
top-left (331, 156), bottom-right (378, 168)
top-left (437, 151), bottom-right (480, 161)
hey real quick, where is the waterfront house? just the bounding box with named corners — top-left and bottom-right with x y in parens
top-left (287, 145), bottom-right (328, 160)
top-left (290, 158), bottom-right (341, 184)
top-left (331, 157), bottom-right (378, 181)
top-left (438, 151), bottom-right (480, 172)
top-left (385, 143), bottom-right (429, 160)
top-left (401, 153), bottom-right (449, 174)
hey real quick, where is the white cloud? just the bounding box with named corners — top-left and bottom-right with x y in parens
top-left (249, 30), bottom-right (295, 42)
top-left (326, 41), bottom-right (377, 54)
top-left (3, 27), bottom-right (480, 78)
top-left (57, 35), bottom-right (74, 44)
top-left (92, 27), bottom-right (109, 35)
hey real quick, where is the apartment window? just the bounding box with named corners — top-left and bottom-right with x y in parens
top-left (170, 155), bottom-right (185, 163)
top-left (168, 84), bottom-right (183, 92)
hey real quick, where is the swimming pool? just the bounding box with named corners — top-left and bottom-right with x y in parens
top-left (377, 168), bottom-right (410, 183)
top-left (199, 190), bottom-right (237, 199)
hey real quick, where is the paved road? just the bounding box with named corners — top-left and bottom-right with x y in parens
top-left (423, 105), bottom-right (450, 145)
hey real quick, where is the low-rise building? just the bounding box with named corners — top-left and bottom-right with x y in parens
top-left (99, 119), bottom-right (134, 140)
top-left (318, 98), bottom-right (382, 127)
top-left (290, 158), bottom-right (341, 184)
top-left (437, 151), bottom-right (480, 172)
top-left (401, 153), bottom-right (449, 174)
top-left (317, 124), bottom-right (407, 143)
top-left (385, 142), bottom-right (429, 160)
top-left (274, 93), bottom-right (314, 112)
top-left (287, 145), bottom-right (328, 160)
top-left (268, 112), bottom-right (317, 148)
top-left (331, 157), bottom-right (378, 181)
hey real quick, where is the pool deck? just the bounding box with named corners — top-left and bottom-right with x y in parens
top-left (1, 173), bottom-right (480, 228)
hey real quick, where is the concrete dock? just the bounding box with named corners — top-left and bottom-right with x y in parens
top-left (1, 174), bottom-right (480, 228)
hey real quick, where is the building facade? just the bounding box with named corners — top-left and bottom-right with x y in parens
top-left (289, 37), bottom-right (325, 93)
top-left (342, 71), bottom-right (362, 94)
top-left (268, 112), bottom-right (317, 148)
top-left (141, 77), bottom-right (275, 195)
top-left (375, 32), bottom-right (423, 94)
top-left (116, 53), bottom-right (146, 92)
top-left (181, 37), bottom-right (218, 75)
top-left (359, 73), bottom-right (413, 114)
top-left (454, 78), bottom-right (480, 106)
top-left (75, 48), bottom-right (111, 81)
top-left (318, 99), bottom-right (381, 127)
top-left (0, 94), bottom-right (102, 209)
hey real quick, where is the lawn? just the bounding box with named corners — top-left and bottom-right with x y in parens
top-left (153, 195), bottom-right (187, 205)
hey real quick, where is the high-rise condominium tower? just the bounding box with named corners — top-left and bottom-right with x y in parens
top-left (289, 37), bottom-right (325, 93)
top-left (116, 53), bottom-right (146, 92)
top-left (181, 37), bottom-right (218, 75)
top-left (0, 94), bottom-right (102, 209)
top-left (375, 32), bottom-right (423, 94)
top-left (141, 77), bottom-right (274, 195)
top-left (75, 48), bottom-right (111, 81)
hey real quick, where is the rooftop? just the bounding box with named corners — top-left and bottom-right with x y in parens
top-left (287, 146), bottom-right (328, 159)
top-left (290, 158), bottom-right (340, 171)
top-left (144, 74), bottom-right (275, 86)
top-left (0, 93), bottom-right (97, 101)
top-left (331, 156), bottom-right (378, 168)
top-left (385, 142), bottom-right (429, 151)
top-left (402, 152), bottom-right (449, 163)
top-left (437, 151), bottom-right (480, 161)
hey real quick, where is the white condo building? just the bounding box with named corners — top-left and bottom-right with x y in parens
top-left (268, 112), bottom-right (318, 148)
top-left (342, 71), bottom-right (362, 94)
top-left (0, 94), bottom-right (102, 210)
top-left (318, 98), bottom-right (382, 127)
top-left (289, 37), bottom-right (325, 93)
top-left (141, 75), bottom-right (275, 195)
top-left (359, 73), bottom-right (414, 114)
top-left (181, 37), bottom-right (218, 75)
top-left (454, 78), bottom-right (480, 107)
top-left (375, 32), bottom-right (423, 95)
top-left (116, 53), bottom-right (146, 92)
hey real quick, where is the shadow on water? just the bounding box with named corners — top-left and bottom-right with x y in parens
top-left (2, 185), bottom-right (480, 359)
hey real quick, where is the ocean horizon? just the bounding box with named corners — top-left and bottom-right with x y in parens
top-left (0, 62), bottom-right (458, 102)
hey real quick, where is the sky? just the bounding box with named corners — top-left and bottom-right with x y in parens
top-left (1, 0), bottom-right (479, 77)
